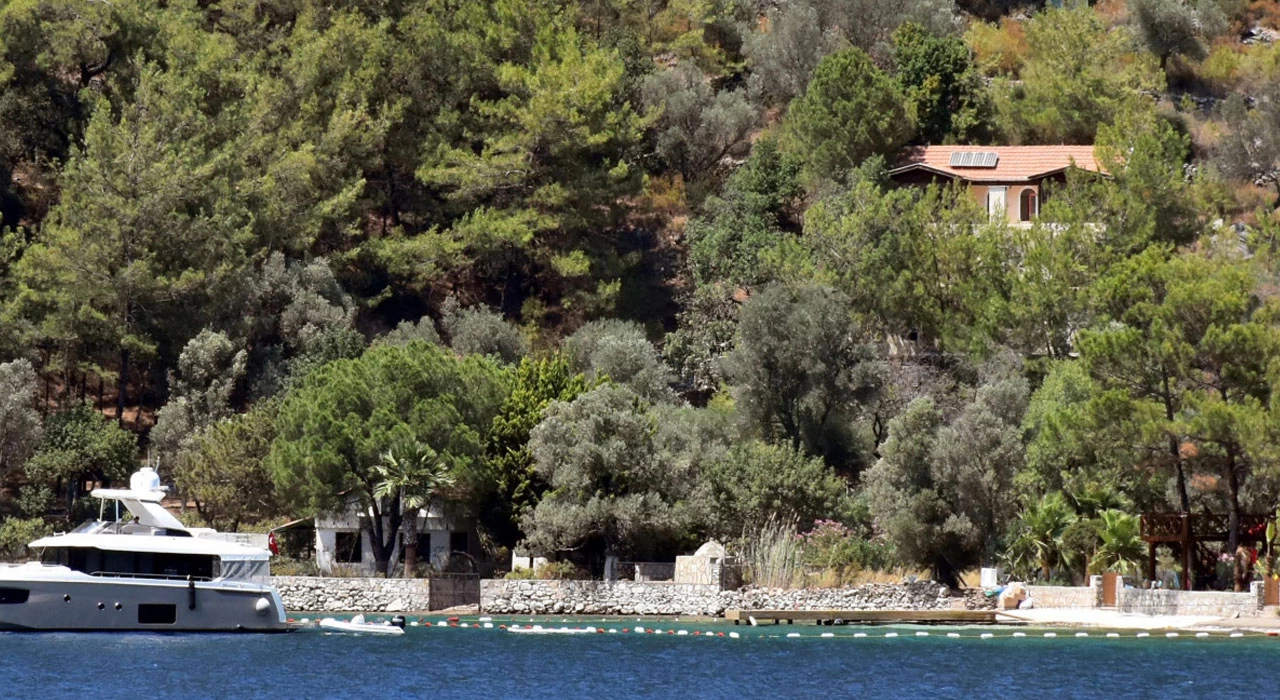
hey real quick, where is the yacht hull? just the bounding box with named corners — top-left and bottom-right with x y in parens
top-left (0, 570), bottom-right (289, 632)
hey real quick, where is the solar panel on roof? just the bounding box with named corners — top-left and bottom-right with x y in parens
top-left (948, 151), bottom-right (999, 168)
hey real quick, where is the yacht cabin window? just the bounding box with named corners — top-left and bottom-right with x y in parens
top-left (40, 547), bottom-right (216, 580)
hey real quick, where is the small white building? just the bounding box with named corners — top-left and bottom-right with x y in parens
top-left (314, 495), bottom-right (474, 576)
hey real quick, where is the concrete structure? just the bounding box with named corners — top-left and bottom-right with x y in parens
top-left (888, 145), bottom-right (1105, 225)
top-left (1026, 584), bottom-right (1101, 609)
top-left (314, 495), bottom-right (474, 576)
top-left (675, 540), bottom-right (730, 585)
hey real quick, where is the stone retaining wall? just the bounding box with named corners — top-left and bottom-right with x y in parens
top-left (1026, 585), bottom-right (1100, 609)
top-left (479, 580), bottom-right (951, 616)
top-left (273, 576), bottom-right (431, 612)
top-left (1116, 587), bottom-right (1262, 617)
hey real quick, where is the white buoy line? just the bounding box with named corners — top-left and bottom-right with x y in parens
top-left (293, 616), bottom-right (1280, 641)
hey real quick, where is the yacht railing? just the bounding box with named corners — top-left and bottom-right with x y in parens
top-left (88, 571), bottom-right (213, 582)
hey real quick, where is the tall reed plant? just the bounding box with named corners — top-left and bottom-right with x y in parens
top-left (743, 517), bottom-right (803, 589)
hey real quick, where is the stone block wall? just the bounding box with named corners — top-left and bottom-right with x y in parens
top-left (721, 582), bottom-right (951, 612)
top-left (479, 580), bottom-right (951, 616)
top-left (274, 576), bottom-right (431, 612)
top-left (1025, 585), bottom-right (1100, 609)
top-left (482, 580), bottom-right (724, 615)
top-left (1116, 588), bottom-right (1261, 617)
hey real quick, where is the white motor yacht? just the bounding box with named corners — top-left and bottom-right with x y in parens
top-left (0, 468), bottom-right (288, 632)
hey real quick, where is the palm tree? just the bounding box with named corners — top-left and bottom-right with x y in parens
top-left (1090, 510), bottom-right (1144, 576)
top-left (1007, 492), bottom-right (1076, 581)
top-left (373, 441), bottom-right (455, 577)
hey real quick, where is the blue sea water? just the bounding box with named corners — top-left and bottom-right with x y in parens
top-left (1, 621), bottom-right (1274, 699)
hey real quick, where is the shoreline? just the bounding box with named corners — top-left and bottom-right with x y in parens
top-left (287, 606), bottom-right (1280, 633)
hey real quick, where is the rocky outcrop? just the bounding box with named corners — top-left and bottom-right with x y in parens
top-left (274, 576), bottom-right (431, 612)
top-left (479, 580), bottom-right (951, 616)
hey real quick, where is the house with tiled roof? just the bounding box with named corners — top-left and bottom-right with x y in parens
top-left (887, 145), bottom-right (1105, 224)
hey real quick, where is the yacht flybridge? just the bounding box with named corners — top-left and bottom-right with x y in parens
top-left (0, 468), bottom-right (288, 632)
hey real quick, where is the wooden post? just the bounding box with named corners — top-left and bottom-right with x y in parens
top-left (1147, 542), bottom-right (1157, 584)
top-left (1181, 515), bottom-right (1193, 591)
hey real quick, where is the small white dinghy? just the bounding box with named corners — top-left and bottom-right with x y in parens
top-left (318, 614), bottom-right (406, 636)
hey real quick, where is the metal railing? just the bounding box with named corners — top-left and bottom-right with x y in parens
top-left (88, 571), bottom-right (213, 582)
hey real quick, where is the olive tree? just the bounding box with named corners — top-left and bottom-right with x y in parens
top-left (862, 377), bottom-right (1029, 587)
top-left (564, 319), bottom-right (675, 403)
top-left (723, 284), bottom-right (880, 470)
top-left (0, 359), bottom-right (42, 479)
top-left (521, 386), bottom-right (700, 562)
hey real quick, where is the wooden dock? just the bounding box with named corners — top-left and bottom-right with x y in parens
top-left (723, 609), bottom-right (1001, 626)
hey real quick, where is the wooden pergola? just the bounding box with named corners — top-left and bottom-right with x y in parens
top-left (1140, 513), bottom-right (1273, 590)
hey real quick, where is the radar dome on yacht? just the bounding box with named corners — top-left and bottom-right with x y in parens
top-left (130, 467), bottom-right (164, 494)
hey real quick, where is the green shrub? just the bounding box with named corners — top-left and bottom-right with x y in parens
top-left (0, 517), bottom-right (52, 562)
top-left (798, 520), bottom-right (899, 574)
top-left (535, 561), bottom-right (587, 580)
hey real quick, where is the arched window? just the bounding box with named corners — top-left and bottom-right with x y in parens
top-left (1019, 188), bottom-right (1038, 222)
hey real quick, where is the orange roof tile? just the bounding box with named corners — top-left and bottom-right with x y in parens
top-left (888, 145), bottom-right (1105, 183)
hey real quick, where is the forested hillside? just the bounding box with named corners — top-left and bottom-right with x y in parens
top-left (4, 0), bottom-right (1280, 587)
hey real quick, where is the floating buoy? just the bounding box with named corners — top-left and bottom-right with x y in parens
top-left (729, 632), bottom-right (740, 639)
top-left (1012, 632), bottom-right (1026, 638)
top-left (483, 622), bottom-right (494, 629)
top-left (1230, 632), bottom-right (1244, 638)
top-left (300, 618), bottom-right (310, 624)
top-left (287, 618), bottom-right (296, 623)
top-left (1195, 632), bottom-right (1209, 638)
top-left (448, 617), bottom-right (459, 623)
top-left (499, 625), bottom-right (507, 630)
top-left (633, 626), bottom-right (644, 633)
top-left (947, 633), bottom-right (960, 638)
top-left (676, 630), bottom-right (688, 636)
top-left (1106, 633), bottom-right (1119, 638)
top-left (1136, 632), bottom-right (1149, 638)
top-left (885, 632), bottom-right (898, 638)
top-left (717, 632), bottom-right (724, 637)
top-left (479, 616), bottom-right (491, 622)
top-left (854, 633), bottom-right (867, 638)
top-left (1075, 633), bottom-right (1088, 638)
top-left (786, 633), bottom-right (800, 638)
top-left (585, 626), bottom-right (597, 633)
top-left (1165, 633), bottom-right (1179, 638)
top-left (915, 631), bottom-right (929, 637)
top-left (820, 633), bottom-right (834, 638)
top-left (980, 633), bottom-right (994, 639)
top-left (1044, 633), bottom-right (1057, 638)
